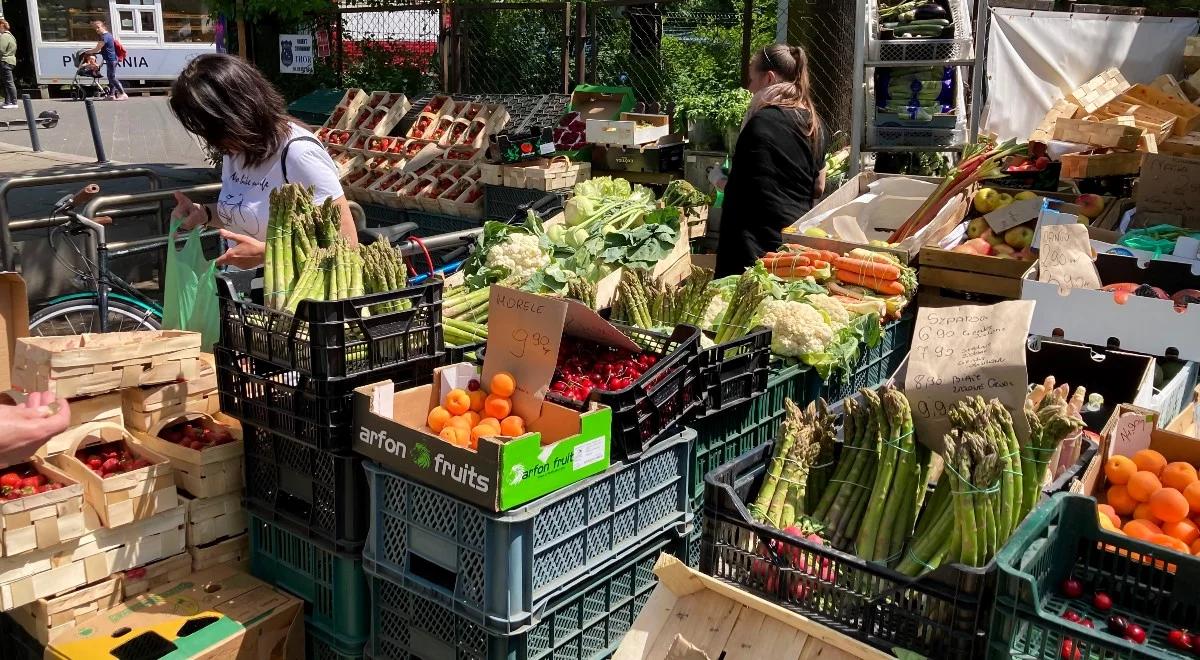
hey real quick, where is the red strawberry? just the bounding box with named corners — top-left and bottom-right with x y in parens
top-left (0, 472), bottom-right (21, 489)
top-left (101, 457), bottom-right (120, 473)
top-left (20, 475), bottom-right (45, 489)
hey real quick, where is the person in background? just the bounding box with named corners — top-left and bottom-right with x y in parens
top-left (714, 43), bottom-right (828, 277)
top-left (0, 19), bottom-right (18, 110)
top-left (85, 20), bottom-right (127, 101)
top-left (0, 392), bottom-right (70, 466)
top-left (168, 54), bottom-right (356, 269)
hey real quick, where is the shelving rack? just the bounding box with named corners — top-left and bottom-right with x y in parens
top-left (849, 0), bottom-right (992, 173)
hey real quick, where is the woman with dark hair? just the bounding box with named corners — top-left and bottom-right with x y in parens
top-left (169, 54), bottom-right (356, 269)
top-left (714, 43), bottom-right (828, 277)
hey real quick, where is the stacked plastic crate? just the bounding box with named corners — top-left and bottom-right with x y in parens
top-left (213, 276), bottom-right (446, 659)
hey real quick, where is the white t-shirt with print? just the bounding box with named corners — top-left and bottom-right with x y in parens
top-left (218, 123), bottom-right (343, 242)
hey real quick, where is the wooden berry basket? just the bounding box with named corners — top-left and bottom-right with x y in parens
top-left (7, 574), bottom-right (122, 645)
top-left (52, 422), bottom-right (179, 528)
top-left (0, 458), bottom-right (86, 558)
top-left (122, 353), bottom-right (218, 432)
top-left (1052, 117), bottom-right (1143, 150)
top-left (12, 331), bottom-right (203, 398)
top-left (189, 532), bottom-right (248, 572)
top-left (130, 412), bottom-right (243, 499)
top-left (120, 551), bottom-right (191, 599)
top-left (182, 491), bottom-right (246, 549)
top-left (30, 391), bottom-right (123, 457)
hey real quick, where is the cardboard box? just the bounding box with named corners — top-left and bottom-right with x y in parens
top-left (131, 412), bottom-right (244, 498)
top-left (592, 136), bottom-right (686, 173)
top-left (0, 457), bottom-right (86, 557)
top-left (7, 574), bottom-right (122, 645)
top-left (587, 113), bottom-right (671, 146)
top-left (613, 554), bottom-right (889, 660)
top-left (0, 505), bottom-right (185, 610)
top-left (355, 287), bottom-right (615, 511)
top-left (190, 532), bottom-right (248, 572)
top-left (120, 550), bottom-right (192, 599)
top-left (1076, 404), bottom-right (1196, 499)
top-left (47, 564), bottom-right (304, 660)
top-left (1021, 252), bottom-right (1200, 361)
top-left (183, 491), bottom-right (246, 549)
top-left (568, 87), bottom-right (636, 122)
top-left (1026, 339), bottom-right (1153, 431)
top-left (1135, 153), bottom-right (1200, 226)
top-left (0, 273), bottom-right (28, 392)
top-left (51, 422), bottom-right (179, 528)
top-left (783, 172), bottom-right (967, 264)
top-left (12, 331), bottom-right (203, 398)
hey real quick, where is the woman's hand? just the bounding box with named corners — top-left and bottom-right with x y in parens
top-left (0, 392), bottom-right (71, 466)
top-left (172, 191), bottom-right (208, 230)
top-left (216, 229), bottom-right (265, 269)
top-left (707, 165), bottom-right (729, 191)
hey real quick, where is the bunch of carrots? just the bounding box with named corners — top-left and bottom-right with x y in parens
top-left (833, 253), bottom-right (906, 297)
top-left (888, 137), bottom-right (1028, 243)
top-left (759, 246), bottom-right (838, 279)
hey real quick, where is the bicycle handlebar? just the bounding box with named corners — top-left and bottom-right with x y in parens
top-left (70, 184), bottom-right (100, 211)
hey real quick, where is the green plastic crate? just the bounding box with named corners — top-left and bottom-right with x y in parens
top-left (288, 89), bottom-right (348, 127)
top-left (248, 513), bottom-right (368, 644)
top-left (308, 617), bottom-right (365, 660)
top-left (990, 493), bottom-right (1200, 660)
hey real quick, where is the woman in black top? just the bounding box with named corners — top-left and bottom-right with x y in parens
top-left (715, 43), bottom-right (827, 276)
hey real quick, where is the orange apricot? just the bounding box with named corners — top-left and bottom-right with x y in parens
top-left (463, 411), bottom-right (481, 428)
top-left (446, 415), bottom-right (472, 432)
top-left (490, 372), bottom-right (516, 398)
top-left (1192, 538), bottom-right (1200, 556)
top-left (440, 426), bottom-right (470, 447)
top-left (1099, 514), bottom-right (1120, 533)
top-left (427, 406), bottom-right (451, 433)
top-left (1097, 504), bottom-right (1121, 528)
top-left (1123, 519), bottom-right (1162, 540)
top-left (1163, 519), bottom-right (1200, 545)
top-left (467, 389), bottom-right (486, 413)
top-left (1106, 484), bottom-right (1137, 516)
top-left (1132, 449), bottom-right (1168, 476)
top-left (1150, 488), bottom-right (1191, 524)
top-left (1133, 502), bottom-right (1157, 523)
top-left (1148, 533), bottom-right (1192, 555)
top-left (1127, 471), bottom-right (1162, 503)
top-left (471, 424), bottom-right (499, 444)
top-left (500, 416), bottom-right (526, 437)
top-left (445, 389), bottom-right (471, 416)
top-left (1161, 462), bottom-right (1199, 491)
top-left (1185, 481), bottom-right (1200, 514)
top-left (484, 394), bottom-right (512, 420)
top-left (480, 417), bottom-right (501, 429)
top-left (1104, 455), bottom-right (1138, 486)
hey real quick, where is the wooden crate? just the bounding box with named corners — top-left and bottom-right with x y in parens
top-left (7, 575), bottom-right (122, 645)
top-left (1124, 83), bottom-right (1200, 136)
top-left (40, 392), bottom-right (123, 457)
top-left (1094, 95), bottom-right (1177, 143)
top-left (1186, 35), bottom-right (1200, 75)
top-left (501, 158), bottom-right (591, 191)
top-left (0, 505), bottom-right (185, 610)
top-left (52, 423), bottom-right (179, 529)
top-left (119, 551), bottom-right (191, 600)
top-left (0, 459), bottom-right (86, 558)
top-left (122, 353), bottom-right (217, 432)
top-left (1161, 133), bottom-right (1200, 157)
top-left (130, 413), bottom-right (243, 499)
top-left (1148, 74), bottom-right (1190, 103)
top-left (1053, 117), bottom-right (1142, 150)
top-left (1068, 68), bottom-right (1131, 114)
top-left (189, 533), bottom-right (248, 572)
top-left (1031, 100), bottom-right (1082, 144)
top-left (182, 492), bottom-right (246, 549)
top-left (12, 331), bottom-right (203, 398)
top-left (1060, 149), bottom-right (1144, 178)
top-left (918, 248), bottom-right (1032, 299)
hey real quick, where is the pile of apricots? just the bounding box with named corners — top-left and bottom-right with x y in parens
top-left (427, 372), bottom-right (526, 450)
top-left (1098, 448), bottom-right (1200, 556)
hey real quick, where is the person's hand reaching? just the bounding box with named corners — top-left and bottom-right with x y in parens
top-left (0, 392), bottom-right (70, 466)
top-left (171, 191), bottom-right (209, 230)
top-left (216, 229), bottom-right (266, 269)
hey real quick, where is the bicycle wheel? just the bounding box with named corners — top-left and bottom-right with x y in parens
top-left (29, 299), bottom-right (162, 336)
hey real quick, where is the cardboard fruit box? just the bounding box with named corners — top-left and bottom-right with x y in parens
top-left (131, 412), bottom-right (244, 498)
top-left (355, 287), bottom-right (615, 511)
top-left (0, 457), bottom-right (86, 558)
top-left (7, 574), bottom-right (122, 646)
top-left (12, 330), bottom-right (203, 398)
top-left (46, 564), bottom-right (304, 660)
top-left (0, 505), bottom-right (185, 610)
top-left (51, 422), bottom-right (179, 529)
top-left (586, 112), bottom-right (671, 146)
top-left (121, 551), bottom-right (192, 599)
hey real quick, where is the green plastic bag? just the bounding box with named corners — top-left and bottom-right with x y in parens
top-left (162, 219), bottom-right (220, 351)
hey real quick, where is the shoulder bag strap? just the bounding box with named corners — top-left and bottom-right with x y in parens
top-left (280, 135), bottom-right (325, 184)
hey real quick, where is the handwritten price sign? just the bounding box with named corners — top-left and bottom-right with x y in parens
top-left (904, 301), bottom-right (1035, 451)
top-left (1037, 223), bottom-right (1102, 290)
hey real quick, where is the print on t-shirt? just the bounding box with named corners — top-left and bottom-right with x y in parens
top-left (217, 192), bottom-right (250, 233)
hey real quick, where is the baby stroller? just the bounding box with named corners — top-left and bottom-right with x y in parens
top-left (70, 50), bottom-right (108, 101)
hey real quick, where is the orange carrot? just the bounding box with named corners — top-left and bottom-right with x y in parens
top-left (770, 266), bottom-right (814, 278)
top-left (835, 269), bottom-right (905, 296)
top-left (811, 259), bottom-right (830, 270)
top-left (761, 255), bottom-right (812, 268)
top-left (833, 257), bottom-right (901, 280)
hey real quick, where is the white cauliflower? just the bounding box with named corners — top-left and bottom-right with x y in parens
top-left (757, 299), bottom-right (834, 357)
top-left (805, 293), bottom-right (850, 328)
top-left (701, 295), bottom-right (728, 331)
top-left (484, 233), bottom-right (550, 284)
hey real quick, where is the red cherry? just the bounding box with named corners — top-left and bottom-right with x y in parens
top-left (1126, 624), bottom-right (1146, 645)
top-left (1167, 629), bottom-right (1193, 651)
top-left (1092, 592), bottom-right (1112, 612)
top-left (1060, 639), bottom-right (1081, 660)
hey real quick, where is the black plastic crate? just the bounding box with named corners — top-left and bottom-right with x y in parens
top-left (445, 340), bottom-right (485, 365)
top-left (216, 275), bottom-right (443, 380)
top-left (214, 346), bottom-right (439, 453)
top-left (0, 614), bottom-right (41, 660)
top-left (548, 324), bottom-right (703, 463)
top-left (483, 185), bottom-right (569, 222)
top-left (515, 93), bottom-right (571, 134)
top-left (242, 421), bottom-right (368, 552)
top-left (695, 326), bottom-right (771, 418)
top-left (701, 440), bottom-right (995, 658)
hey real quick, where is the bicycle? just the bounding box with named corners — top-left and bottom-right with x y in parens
top-left (28, 183), bottom-right (164, 336)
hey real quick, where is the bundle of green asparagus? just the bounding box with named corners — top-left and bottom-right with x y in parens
top-left (612, 267), bottom-right (717, 330)
top-left (748, 399), bottom-right (832, 529)
top-left (710, 268), bottom-right (768, 344)
top-left (280, 239), bottom-right (365, 313)
top-left (443, 284), bottom-right (490, 347)
top-left (809, 389), bottom-right (882, 550)
top-left (361, 241), bottom-right (410, 315)
top-left (1021, 379), bottom-right (1087, 521)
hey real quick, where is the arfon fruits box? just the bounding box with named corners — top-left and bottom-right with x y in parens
top-left (355, 287), bottom-right (615, 511)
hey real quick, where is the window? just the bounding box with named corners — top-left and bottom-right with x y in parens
top-left (37, 0), bottom-right (110, 43)
top-left (162, 0), bottom-right (213, 44)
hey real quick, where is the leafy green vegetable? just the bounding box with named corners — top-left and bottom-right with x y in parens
top-left (802, 313), bottom-right (883, 381)
top-left (600, 222), bottom-right (679, 270)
